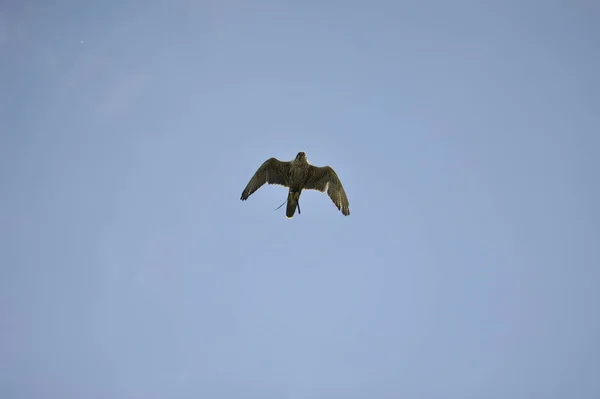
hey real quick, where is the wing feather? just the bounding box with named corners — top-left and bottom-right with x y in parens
top-left (304, 166), bottom-right (350, 216)
top-left (240, 158), bottom-right (290, 200)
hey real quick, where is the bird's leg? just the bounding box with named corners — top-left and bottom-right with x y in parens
top-left (274, 197), bottom-right (287, 211)
top-left (297, 200), bottom-right (301, 214)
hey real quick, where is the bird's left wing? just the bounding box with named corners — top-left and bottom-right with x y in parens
top-left (240, 157), bottom-right (290, 200)
top-left (304, 165), bottom-right (350, 216)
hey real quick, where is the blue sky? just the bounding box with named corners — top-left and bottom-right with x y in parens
top-left (1, 0), bottom-right (599, 398)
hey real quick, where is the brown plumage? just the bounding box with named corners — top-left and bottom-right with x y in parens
top-left (240, 152), bottom-right (350, 218)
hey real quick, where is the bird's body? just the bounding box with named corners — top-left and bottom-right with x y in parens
top-left (288, 155), bottom-right (311, 191)
top-left (240, 152), bottom-right (350, 218)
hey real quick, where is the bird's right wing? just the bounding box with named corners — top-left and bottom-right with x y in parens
top-left (240, 158), bottom-right (290, 200)
top-left (304, 165), bottom-right (350, 216)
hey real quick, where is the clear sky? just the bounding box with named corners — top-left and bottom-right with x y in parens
top-left (1, 0), bottom-right (599, 398)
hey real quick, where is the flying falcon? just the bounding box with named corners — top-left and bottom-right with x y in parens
top-left (240, 152), bottom-right (350, 218)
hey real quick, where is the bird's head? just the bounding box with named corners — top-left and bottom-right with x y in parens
top-left (296, 152), bottom-right (306, 160)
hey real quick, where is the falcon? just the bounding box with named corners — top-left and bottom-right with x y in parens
top-left (240, 152), bottom-right (350, 218)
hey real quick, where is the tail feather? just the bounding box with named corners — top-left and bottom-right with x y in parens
top-left (286, 191), bottom-right (299, 218)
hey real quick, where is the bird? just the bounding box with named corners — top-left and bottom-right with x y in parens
top-left (240, 152), bottom-right (350, 218)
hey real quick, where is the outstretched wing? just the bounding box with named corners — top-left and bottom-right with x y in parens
top-left (304, 165), bottom-right (350, 216)
top-left (240, 157), bottom-right (291, 200)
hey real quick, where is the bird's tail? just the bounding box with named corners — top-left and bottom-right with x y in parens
top-left (286, 191), bottom-right (301, 218)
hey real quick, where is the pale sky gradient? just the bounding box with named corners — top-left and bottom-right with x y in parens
top-left (1, 1), bottom-right (599, 398)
